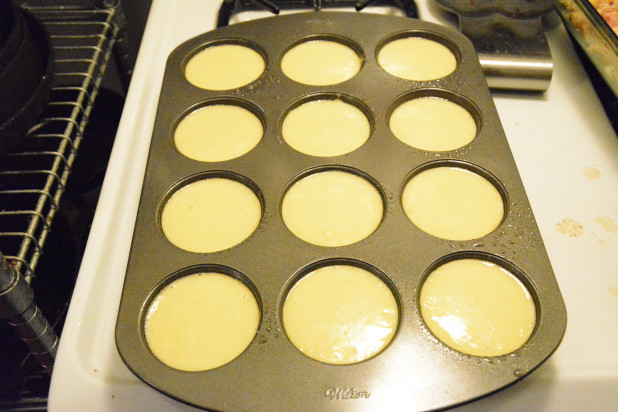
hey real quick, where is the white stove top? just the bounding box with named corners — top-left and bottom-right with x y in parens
top-left (49, 1), bottom-right (618, 410)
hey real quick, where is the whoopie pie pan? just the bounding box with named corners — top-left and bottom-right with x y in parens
top-left (115, 12), bottom-right (567, 411)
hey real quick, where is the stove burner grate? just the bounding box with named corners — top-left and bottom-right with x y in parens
top-left (217, 0), bottom-right (418, 27)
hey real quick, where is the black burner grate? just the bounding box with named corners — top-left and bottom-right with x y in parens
top-left (217, 0), bottom-right (418, 27)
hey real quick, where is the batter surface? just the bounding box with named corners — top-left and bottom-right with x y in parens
top-left (389, 97), bottom-right (476, 151)
top-left (175, 104), bottom-right (263, 162)
top-left (420, 259), bottom-right (536, 357)
top-left (161, 178), bottom-right (261, 253)
top-left (145, 272), bottom-right (260, 371)
top-left (282, 99), bottom-right (370, 157)
top-left (282, 170), bottom-right (383, 247)
top-left (401, 167), bottom-right (503, 240)
top-left (283, 265), bottom-right (398, 364)
top-left (185, 44), bottom-right (264, 90)
top-left (281, 40), bottom-right (361, 85)
top-left (378, 37), bottom-right (456, 81)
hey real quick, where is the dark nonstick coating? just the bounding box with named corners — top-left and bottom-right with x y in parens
top-left (115, 12), bottom-right (566, 412)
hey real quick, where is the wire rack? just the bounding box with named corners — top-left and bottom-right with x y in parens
top-left (0, 1), bottom-right (124, 374)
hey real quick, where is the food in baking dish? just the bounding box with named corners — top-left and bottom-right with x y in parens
top-left (556, 0), bottom-right (618, 95)
top-left (590, 0), bottom-right (618, 32)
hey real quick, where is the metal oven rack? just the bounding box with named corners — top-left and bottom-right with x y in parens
top-left (0, 0), bottom-right (127, 375)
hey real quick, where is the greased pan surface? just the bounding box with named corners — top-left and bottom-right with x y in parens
top-left (116, 12), bottom-right (566, 411)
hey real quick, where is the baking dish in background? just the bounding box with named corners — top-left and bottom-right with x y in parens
top-left (555, 0), bottom-right (618, 96)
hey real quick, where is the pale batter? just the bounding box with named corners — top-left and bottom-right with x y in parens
top-left (161, 178), bottom-right (261, 253)
top-left (281, 170), bottom-right (383, 247)
top-left (389, 97), bottom-right (476, 151)
top-left (175, 104), bottom-right (263, 162)
top-left (378, 37), bottom-right (456, 81)
top-left (282, 99), bottom-right (370, 157)
top-left (281, 40), bottom-right (361, 85)
top-left (401, 166), bottom-right (503, 240)
top-left (420, 259), bottom-right (536, 357)
top-left (144, 272), bottom-right (260, 371)
top-left (283, 265), bottom-right (398, 364)
top-left (185, 44), bottom-right (265, 90)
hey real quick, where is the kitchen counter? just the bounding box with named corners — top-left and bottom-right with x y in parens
top-left (49, 0), bottom-right (618, 410)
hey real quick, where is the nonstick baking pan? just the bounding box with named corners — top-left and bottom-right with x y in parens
top-left (115, 12), bottom-right (566, 411)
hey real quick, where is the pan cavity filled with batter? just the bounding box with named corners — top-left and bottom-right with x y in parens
top-left (281, 39), bottom-right (362, 85)
top-left (419, 258), bottom-right (536, 357)
top-left (184, 43), bottom-right (265, 90)
top-left (161, 176), bottom-right (262, 253)
top-left (281, 169), bottom-right (383, 247)
top-left (174, 103), bottom-right (263, 162)
top-left (281, 97), bottom-right (370, 157)
top-left (401, 165), bottom-right (504, 241)
top-left (283, 264), bottom-right (399, 364)
top-left (144, 272), bottom-right (260, 371)
top-left (389, 95), bottom-right (477, 152)
top-left (377, 36), bottom-right (457, 81)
